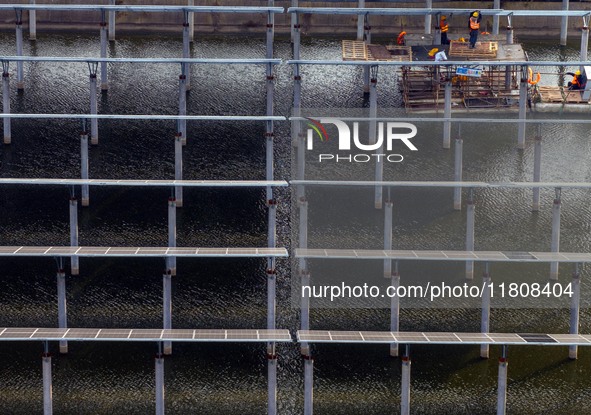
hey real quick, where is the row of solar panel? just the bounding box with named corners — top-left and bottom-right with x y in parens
top-left (0, 178), bottom-right (288, 187)
top-left (0, 247), bottom-right (288, 257)
top-left (1, 328), bottom-right (589, 346)
top-left (295, 249), bottom-right (591, 263)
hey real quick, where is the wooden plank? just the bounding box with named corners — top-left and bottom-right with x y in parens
top-left (449, 41), bottom-right (498, 59)
top-left (342, 40), bottom-right (367, 61)
top-left (537, 85), bottom-right (588, 104)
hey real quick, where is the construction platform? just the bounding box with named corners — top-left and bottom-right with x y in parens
top-left (342, 40), bottom-right (412, 62)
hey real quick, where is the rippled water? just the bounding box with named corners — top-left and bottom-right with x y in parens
top-left (0, 32), bottom-right (591, 414)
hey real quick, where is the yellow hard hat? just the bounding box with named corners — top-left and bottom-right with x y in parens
top-left (428, 48), bottom-right (439, 57)
top-left (441, 15), bottom-right (447, 20)
top-left (576, 70), bottom-right (581, 75)
top-left (472, 12), bottom-right (478, 17)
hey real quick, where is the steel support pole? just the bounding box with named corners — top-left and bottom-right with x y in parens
top-left (581, 25), bottom-right (589, 62)
top-left (2, 68), bottom-right (10, 144)
top-left (178, 73), bottom-right (187, 146)
top-left (291, 0), bottom-right (298, 43)
top-left (517, 72), bottom-right (527, 150)
top-left (560, 0), bottom-right (569, 46)
top-left (466, 191), bottom-right (475, 280)
top-left (167, 197), bottom-right (176, 276)
top-left (29, 0), bottom-right (37, 41)
top-left (505, 24), bottom-right (514, 90)
top-left (69, 197), bottom-right (79, 275)
top-left (453, 137), bottom-right (463, 210)
top-left (163, 271), bottom-right (172, 355)
top-left (100, 17), bottom-right (108, 90)
top-left (268, 353), bottom-right (277, 415)
top-left (424, 0), bottom-right (432, 35)
top-left (369, 69), bottom-right (382, 208)
top-left (174, 132), bottom-right (183, 207)
top-left (89, 72), bottom-right (98, 144)
top-left (384, 201), bottom-right (393, 277)
top-left (493, 0), bottom-right (500, 35)
top-left (569, 264), bottom-right (581, 359)
top-left (390, 271), bottom-right (400, 357)
top-left (304, 356), bottom-right (314, 415)
top-left (80, 129), bottom-right (89, 206)
top-left (550, 191), bottom-right (561, 280)
top-left (357, 0), bottom-right (365, 41)
top-left (363, 17), bottom-right (371, 94)
top-left (42, 346), bottom-right (53, 415)
top-left (401, 354), bottom-right (411, 415)
top-left (532, 134), bottom-right (541, 211)
top-left (182, 17), bottom-right (191, 91)
top-left (443, 81), bottom-right (452, 149)
top-left (155, 353), bottom-right (165, 415)
top-left (108, 0), bottom-right (116, 41)
top-left (16, 14), bottom-right (24, 90)
top-left (497, 348), bottom-right (508, 415)
top-left (188, 0), bottom-right (195, 43)
top-left (481, 264), bottom-right (491, 358)
top-left (57, 270), bottom-right (68, 354)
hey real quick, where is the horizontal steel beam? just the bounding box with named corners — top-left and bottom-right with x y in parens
top-left (287, 7), bottom-right (590, 18)
top-left (0, 5), bottom-right (284, 13)
top-left (0, 179), bottom-right (288, 187)
top-left (0, 113), bottom-right (284, 122)
top-left (290, 180), bottom-right (591, 189)
top-left (0, 56), bottom-right (281, 65)
top-left (287, 60), bottom-right (591, 67)
top-left (290, 117), bottom-right (591, 125)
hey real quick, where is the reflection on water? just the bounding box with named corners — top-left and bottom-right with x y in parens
top-left (0, 33), bottom-right (590, 414)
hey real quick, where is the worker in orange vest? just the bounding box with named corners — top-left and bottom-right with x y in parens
top-left (567, 69), bottom-right (587, 90)
top-left (469, 11), bottom-right (481, 49)
top-left (397, 31), bottom-right (406, 46)
top-left (440, 15), bottom-right (450, 45)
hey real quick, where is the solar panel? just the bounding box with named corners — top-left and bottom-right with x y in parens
top-left (129, 330), bottom-right (166, 339)
top-left (64, 329), bottom-right (102, 339)
top-left (360, 332), bottom-right (396, 342)
top-left (31, 329), bottom-right (69, 338)
top-left (502, 252), bottom-right (537, 260)
top-left (96, 329), bottom-right (132, 339)
top-left (518, 333), bottom-right (557, 344)
top-left (329, 331), bottom-right (364, 342)
top-left (548, 334), bottom-right (589, 344)
top-left (161, 329), bottom-right (194, 339)
top-left (393, 332), bottom-right (428, 343)
top-left (424, 333), bottom-right (461, 342)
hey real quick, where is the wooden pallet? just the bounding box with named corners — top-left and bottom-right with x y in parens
top-left (342, 40), bottom-right (367, 61)
top-left (342, 40), bottom-right (412, 62)
top-left (537, 86), bottom-right (589, 104)
top-left (448, 41), bottom-right (498, 59)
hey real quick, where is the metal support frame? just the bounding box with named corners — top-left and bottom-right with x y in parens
top-left (569, 263), bottom-right (581, 359)
top-left (42, 342), bottom-right (52, 415)
top-left (29, 0), bottom-right (37, 41)
top-left (303, 355), bottom-right (314, 415)
top-left (363, 14), bottom-right (371, 94)
top-left (453, 132), bottom-right (463, 210)
top-left (182, 11), bottom-right (191, 91)
top-left (100, 10), bottom-right (108, 90)
top-left (550, 187), bottom-right (561, 280)
top-left (561, 0), bottom-right (569, 46)
top-left (517, 65), bottom-right (528, 150)
top-left (178, 68), bottom-right (187, 146)
top-left (167, 197), bottom-right (177, 276)
top-left (493, 0), bottom-right (500, 35)
top-left (369, 65), bottom-right (382, 208)
top-left (108, 0), bottom-right (116, 41)
top-left (443, 80), bottom-right (452, 149)
top-left (357, 0), bottom-right (365, 41)
top-left (532, 127), bottom-right (542, 211)
top-left (401, 346), bottom-right (411, 415)
top-left (424, 0), bottom-right (432, 35)
top-left (15, 9), bottom-right (24, 90)
top-left (87, 62), bottom-right (99, 144)
top-left (580, 16), bottom-right (590, 61)
top-left (163, 270), bottom-right (172, 355)
top-left (188, 0), bottom-right (195, 43)
top-left (57, 267), bottom-right (68, 354)
top-left (2, 60), bottom-right (11, 144)
top-left (155, 348), bottom-right (165, 415)
top-left (80, 120), bottom-right (89, 206)
top-left (481, 263), bottom-right (491, 358)
top-left (174, 132), bottom-right (183, 206)
top-left (69, 195), bottom-right (79, 275)
top-left (497, 346), bottom-right (508, 415)
top-left (465, 188), bottom-right (475, 279)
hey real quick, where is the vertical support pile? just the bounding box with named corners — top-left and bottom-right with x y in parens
top-left (384, 199), bottom-right (399, 357)
top-left (569, 264), bottom-right (581, 359)
top-left (155, 351), bottom-right (165, 415)
top-left (465, 189), bottom-right (475, 280)
top-left (505, 17), bottom-right (513, 90)
top-left (443, 81), bottom-right (452, 149)
top-left (182, 11), bottom-right (191, 91)
top-left (357, 0), bottom-right (365, 41)
top-left (100, 11), bottom-right (108, 91)
top-left (167, 197), bottom-right (177, 276)
top-left (163, 270), bottom-right (172, 355)
top-left (550, 188), bottom-right (561, 280)
top-left (174, 132), bottom-right (183, 206)
top-left (480, 263), bottom-right (491, 358)
top-left (424, 0), bottom-right (432, 34)
top-left (69, 196), bottom-right (79, 275)
top-left (580, 17), bottom-right (589, 61)
top-left (517, 66), bottom-right (527, 150)
top-left (42, 342), bottom-right (53, 415)
top-left (88, 62), bottom-right (99, 145)
top-left (178, 68), bottom-right (187, 146)
top-left (401, 348), bottom-right (411, 415)
top-left (15, 10), bottom-right (24, 90)
top-left (80, 122), bottom-right (90, 206)
top-left (493, 0), bottom-right (500, 35)
top-left (560, 0), bottom-right (569, 46)
top-left (291, 0), bottom-right (298, 43)
top-left (532, 130), bottom-right (541, 211)
top-left (57, 269), bottom-right (68, 354)
top-left (2, 60), bottom-right (11, 144)
top-left (497, 346), bottom-right (508, 415)
top-left (303, 355), bottom-right (314, 415)
top-left (188, 0), bottom-right (195, 43)
top-left (265, 9), bottom-right (278, 414)
top-left (29, 0), bottom-right (37, 41)
top-left (453, 134), bottom-right (463, 210)
top-left (363, 15), bottom-right (371, 94)
top-left (369, 65), bottom-right (382, 208)
top-left (108, 0), bottom-right (116, 41)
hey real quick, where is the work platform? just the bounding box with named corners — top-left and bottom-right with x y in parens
top-left (342, 40), bottom-right (412, 62)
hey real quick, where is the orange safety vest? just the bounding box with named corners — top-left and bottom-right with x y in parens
top-left (470, 17), bottom-right (480, 30)
top-left (440, 20), bottom-right (449, 33)
top-left (572, 75), bottom-right (581, 87)
top-left (397, 32), bottom-right (406, 45)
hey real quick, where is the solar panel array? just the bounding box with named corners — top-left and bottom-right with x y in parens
top-left (0, 328), bottom-right (292, 342)
top-left (297, 331), bottom-right (591, 346)
top-left (295, 249), bottom-right (591, 263)
top-left (0, 246), bottom-right (288, 258)
top-left (0, 178), bottom-right (288, 187)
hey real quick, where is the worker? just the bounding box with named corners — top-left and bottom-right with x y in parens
top-left (567, 69), bottom-right (587, 90)
top-left (397, 31), bottom-right (406, 46)
top-left (469, 11), bottom-right (481, 49)
top-left (440, 15), bottom-right (450, 45)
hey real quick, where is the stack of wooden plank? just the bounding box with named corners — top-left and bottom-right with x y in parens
top-left (448, 41), bottom-right (498, 59)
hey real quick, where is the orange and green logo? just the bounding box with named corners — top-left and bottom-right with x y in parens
top-left (306, 117), bottom-right (330, 143)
